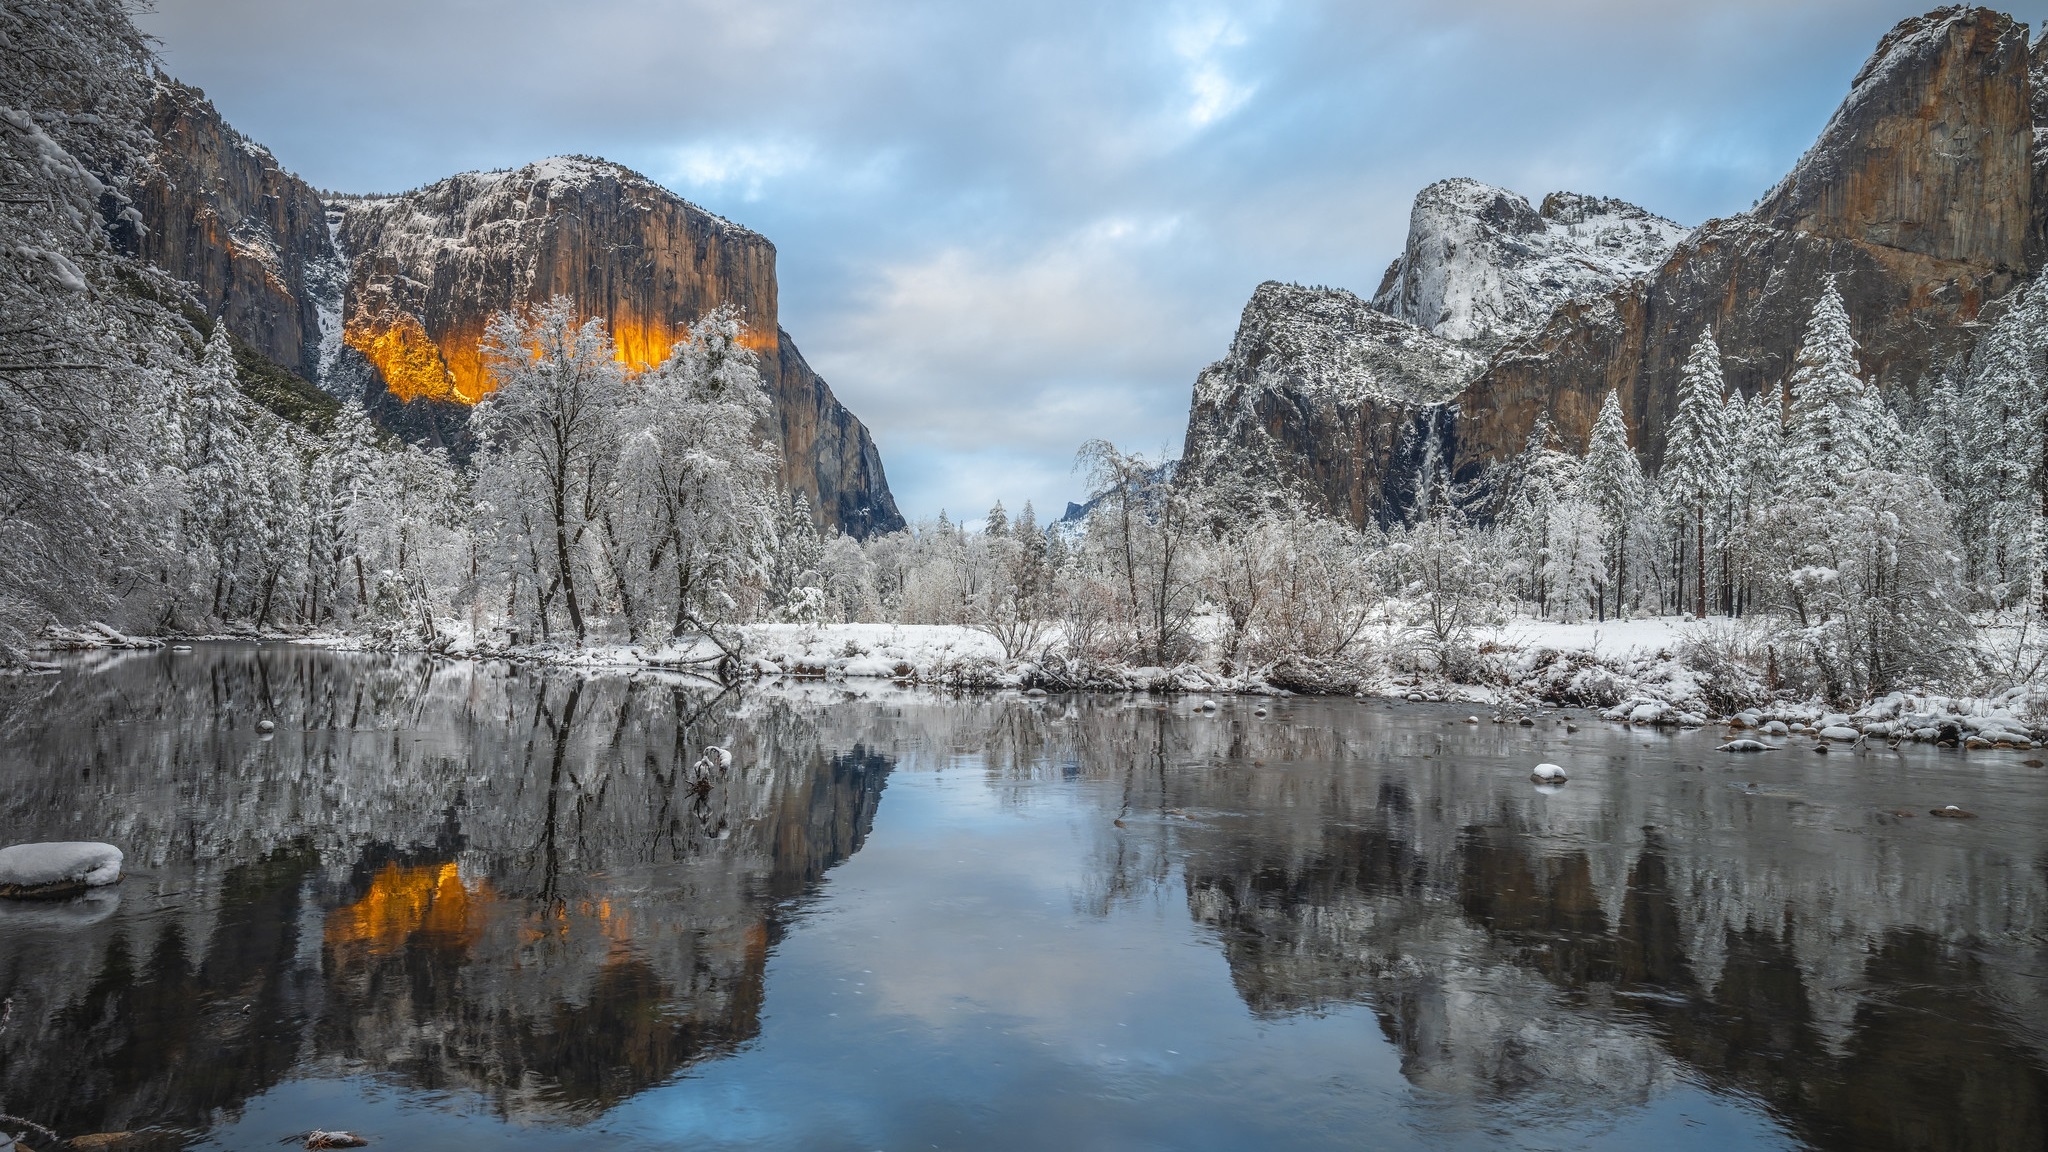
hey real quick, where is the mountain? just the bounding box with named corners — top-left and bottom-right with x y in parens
top-left (130, 90), bottom-right (903, 536)
top-left (1455, 5), bottom-right (2034, 481)
top-left (1371, 179), bottom-right (1688, 350)
top-left (325, 158), bottom-right (902, 536)
top-left (1179, 283), bottom-right (1479, 520)
top-left (128, 78), bottom-right (343, 385)
top-left (1179, 184), bottom-right (1675, 521)
top-left (1183, 5), bottom-right (2041, 523)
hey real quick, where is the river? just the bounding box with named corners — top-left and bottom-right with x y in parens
top-left (0, 643), bottom-right (2044, 1150)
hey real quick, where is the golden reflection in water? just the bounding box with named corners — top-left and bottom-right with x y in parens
top-left (325, 861), bottom-right (491, 956)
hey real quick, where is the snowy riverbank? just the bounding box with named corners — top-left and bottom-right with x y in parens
top-left (36, 616), bottom-right (2048, 748)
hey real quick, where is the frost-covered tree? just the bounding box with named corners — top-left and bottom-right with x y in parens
top-left (474, 297), bottom-right (626, 644)
top-left (1663, 328), bottom-right (1729, 617)
top-left (1783, 278), bottom-right (1882, 497)
top-left (770, 492), bottom-right (827, 623)
top-left (1543, 496), bottom-right (1605, 623)
top-left (1075, 441), bottom-right (1205, 666)
top-left (1580, 389), bottom-right (1645, 619)
top-left (618, 306), bottom-right (779, 642)
top-left (1387, 501), bottom-right (1492, 676)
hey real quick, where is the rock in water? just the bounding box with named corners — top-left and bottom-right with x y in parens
top-left (305, 1133), bottom-right (368, 1149)
top-left (1930, 805), bottom-right (1978, 819)
top-left (1718, 739), bottom-right (1771, 753)
top-left (256, 718), bottom-right (276, 733)
top-left (1530, 763), bottom-right (1568, 785)
top-left (0, 841), bottom-right (123, 898)
top-left (1818, 725), bottom-right (1860, 741)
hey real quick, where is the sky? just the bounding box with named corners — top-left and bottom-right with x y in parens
top-left (136, 0), bottom-right (2029, 524)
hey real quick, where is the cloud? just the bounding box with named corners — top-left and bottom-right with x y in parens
top-left (660, 137), bottom-right (817, 201)
top-left (1166, 8), bottom-right (1259, 129)
top-left (137, 0), bottom-right (1930, 521)
top-left (804, 215), bottom-right (1218, 517)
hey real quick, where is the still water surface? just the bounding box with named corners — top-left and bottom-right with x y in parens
top-left (1, 644), bottom-right (2046, 1150)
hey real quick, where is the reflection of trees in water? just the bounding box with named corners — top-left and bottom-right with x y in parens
top-left (809, 692), bottom-right (2048, 1150)
top-left (0, 647), bottom-right (892, 1134)
top-left (1146, 718), bottom-right (2048, 1151)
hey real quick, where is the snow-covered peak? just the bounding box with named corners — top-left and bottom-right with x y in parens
top-left (1372, 177), bottom-right (1688, 348)
top-left (330, 155), bottom-right (761, 242)
top-left (1199, 281), bottom-right (1481, 411)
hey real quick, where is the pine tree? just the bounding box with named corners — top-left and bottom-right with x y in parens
top-left (189, 321), bottom-right (254, 617)
top-left (1663, 328), bottom-right (1728, 617)
top-left (1784, 277), bottom-right (1878, 495)
top-left (771, 491), bottom-right (826, 621)
top-left (1580, 388), bottom-right (1645, 619)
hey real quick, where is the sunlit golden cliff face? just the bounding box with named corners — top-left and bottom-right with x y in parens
top-left (343, 310), bottom-right (780, 405)
top-left (331, 155), bottom-right (905, 535)
top-left (335, 158), bottom-right (781, 407)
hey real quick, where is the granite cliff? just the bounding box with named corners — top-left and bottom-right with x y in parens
top-left (327, 157), bottom-right (903, 536)
top-left (1179, 282), bottom-right (1479, 520)
top-left (1185, 5), bottom-right (2043, 523)
top-left (125, 99), bottom-right (902, 536)
top-left (1455, 4), bottom-right (2035, 479)
top-left (125, 78), bottom-right (341, 383)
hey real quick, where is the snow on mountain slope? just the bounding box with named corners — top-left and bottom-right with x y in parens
top-left (1179, 282), bottom-right (1479, 519)
top-left (1194, 281), bottom-right (1482, 413)
top-left (1371, 178), bottom-right (1689, 348)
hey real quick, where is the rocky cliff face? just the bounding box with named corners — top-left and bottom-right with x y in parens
top-left (1185, 5), bottom-right (2040, 521)
top-left (129, 78), bottom-right (341, 381)
top-left (1454, 5), bottom-right (2034, 477)
top-left (1179, 281), bottom-right (1479, 521)
top-left (1371, 179), bottom-right (1688, 350)
top-left (331, 157), bottom-right (904, 536)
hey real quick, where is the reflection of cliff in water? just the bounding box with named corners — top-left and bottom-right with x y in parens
top-left (817, 693), bottom-right (2048, 1151)
top-left (0, 647), bottom-right (891, 1133)
top-left (1158, 713), bottom-right (2048, 1152)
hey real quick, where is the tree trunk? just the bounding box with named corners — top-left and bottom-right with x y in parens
top-left (1694, 509), bottom-right (1706, 619)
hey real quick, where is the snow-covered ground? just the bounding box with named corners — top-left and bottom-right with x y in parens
top-left (1478, 616), bottom-right (1691, 658)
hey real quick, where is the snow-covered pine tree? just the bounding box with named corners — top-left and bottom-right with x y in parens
top-left (311, 400), bottom-right (386, 622)
top-left (1501, 415), bottom-right (1578, 617)
top-left (188, 321), bottom-right (256, 617)
top-left (1783, 277), bottom-right (1879, 496)
top-left (1946, 276), bottom-right (2048, 606)
top-left (771, 492), bottom-right (827, 622)
top-left (1663, 328), bottom-right (1728, 617)
top-left (1580, 388), bottom-right (1645, 620)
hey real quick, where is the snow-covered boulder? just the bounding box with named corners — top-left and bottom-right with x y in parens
top-left (1818, 725), bottom-right (1861, 741)
top-left (1530, 763), bottom-right (1568, 784)
top-left (0, 841), bottom-right (123, 898)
